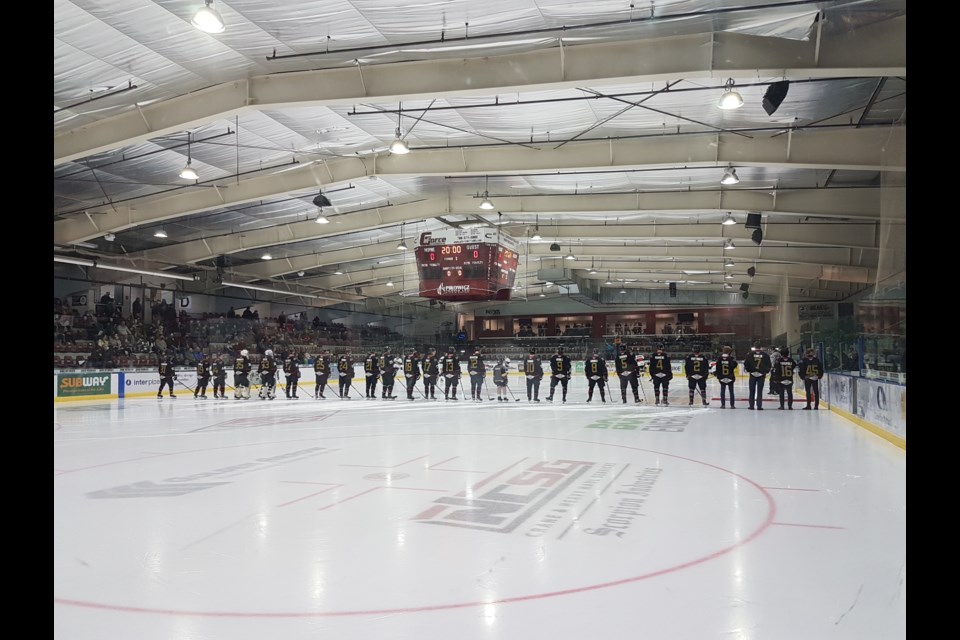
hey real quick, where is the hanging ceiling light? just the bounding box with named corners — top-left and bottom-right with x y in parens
top-left (390, 102), bottom-right (410, 154)
top-left (478, 175), bottom-right (495, 210)
top-left (605, 271), bottom-right (613, 285)
top-left (724, 283), bottom-right (733, 289)
top-left (721, 212), bottom-right (737, 225)
top-left (724, 258), bottom-right (735, 267)
top-left (717, 78), bottom-right (744, 110)
top-left (723, 238), bottom-right (735, 250)
top-left (297, 270), bottom-right (305, 277)
top-left (721, 167), bottom-right (740, 185)
top-left (153, 229), bottom-right (168, 238)
top-left (531, 215), bottom-right (541, 240)
top-left (397, 222), bottom-right (408, 251)
top-left (191, 1), bottom-right (226, 33)
top-left (334, 267), bottom-right (343, 275)
top-left (588, 259), bottom-right (597, 275)
top-left (179, 132), bottom-right (198, 180)
top-left (386, 280), bottom-right (395, 287)
top-left (619, 288), bottom-right (627, 294)
top-left (261, 253), bottom-right (272, 260)
top-left (564, 244), bottom-right (576, 260)
top-left (724, 273), bottom-right (734, 279)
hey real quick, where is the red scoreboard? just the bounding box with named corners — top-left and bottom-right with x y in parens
top-left (415, 228), bottom-right (520, 301)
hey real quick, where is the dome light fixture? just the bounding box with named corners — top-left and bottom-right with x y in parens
top-left (717, 78), bottom-right (744, 110)
top-left (390, 102), bottom-right (410, 154)
top-left (179, 132), bottom-right (198, 180)
top-left (261, 253), bottom-right (272, 260)
top-left (723, 238), bottom-right (735, 250)
top-left (191, 1), bottom-right (226, 34)
top-left (396, 222), bottom-right (408, 251)
top-left (721, 167), bottom-right (740, 185)
top-left (315, 213), bottom-right (330, 224)
top-left (153, 229), bottom-right (168, 238)
top-left (478, 175), bottom-right (495, 210)
top-left (724, 273), bottom-right (734, 279)
top-left (724, 258), bottom-right (735, 267)
top-left (721, 212), bottom-right (737, 226)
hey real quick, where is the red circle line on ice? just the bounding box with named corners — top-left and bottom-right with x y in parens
top-left (55, 433), bottom-right (777, 618)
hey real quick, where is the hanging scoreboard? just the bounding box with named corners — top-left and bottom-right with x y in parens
top-left (415, 228), bottom-right (520, 301)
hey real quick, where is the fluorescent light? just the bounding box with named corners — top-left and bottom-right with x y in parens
top-left (54, 256), bottom-right (94, 267)
top-left (191, 1), bottom-right (225, 33)
top-left (54, 256), bottom-right (196, 281)
top-left (153, 229), bottom-right (168, 238)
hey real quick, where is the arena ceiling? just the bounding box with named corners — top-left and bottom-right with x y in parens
top-left (53, 0), bottom-right (907, 311)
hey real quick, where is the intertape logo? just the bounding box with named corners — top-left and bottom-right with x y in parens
top-left (411, 459), bottom-right (646, 539)
top-left (437, 283), bottom-right (470, 295)
top-left (58, 374), bottom-right (111, 397)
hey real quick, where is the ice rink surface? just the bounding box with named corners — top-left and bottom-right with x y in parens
top-left (54, 376), bottom-right (906, 640)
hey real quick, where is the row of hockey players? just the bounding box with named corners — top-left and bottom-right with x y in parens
top-left (155, 343), bottom-right (823, 409)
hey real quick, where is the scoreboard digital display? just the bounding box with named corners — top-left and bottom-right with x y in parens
top-left (415, 228), bottom-right (520, 301)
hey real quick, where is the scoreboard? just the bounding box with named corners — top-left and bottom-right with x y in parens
top-left (415, 228), bottom-right (520, 301)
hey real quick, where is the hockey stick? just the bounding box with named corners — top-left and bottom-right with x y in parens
top-left (505, 383), bottom-right (521, 402)
top-left (482, 377), bottom-right (495, 401)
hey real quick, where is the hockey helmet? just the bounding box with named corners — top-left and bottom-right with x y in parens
top-left (557, 347), bottom-right (564, 355)
top-left (448, 345), bottom-right (455, 352)
top-left (265, 349), bottom-right (274, 357)
top-left (240, 349), bottom-right (249, 357)
top-left (619, 344), bottom-right (627, 351)
top-left (656, 343), bottom-right (665, 351)
top-left (503, 358), bottom-right (511, 365)
top-left (529, 348), bottom-right (536, 354)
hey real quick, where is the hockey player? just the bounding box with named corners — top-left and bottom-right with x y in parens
top-left (440, 346), bottom-right (461, 400)
top-left (545, 347), bottom-right (572, 403)
top-left (379, 348), bottom-right (398, 399)
top-left (283, 352), bottom-right (301, 398)
top-left (421, 348), bottom-right (439, 399)
top-left (403, 349), bottom-right (421, 400)
top-left (468, 347), bottom-right (487, 401)
top-left (233, 349), bottom-right (252, 399)
top-left (585, 349), bottom-right (609, 403)
top-left (522, 348), bottom-right (544, 402)
top-left (313, 349), bottom-right (331, 399)
top-left (684, 344), bottom-right (710, 407)
top-left (193, 354), bottom-right (211, 399)
top-left (714, 345), bottom-right (738, 408)
top-left (337, 350), bottom-right (354, 399)
top-left (768, 346), bottom-right (783, 396)
top-left (771, 347), bottom-right (797, 409)
top-left (492, 357), bottom-right (510, 401)
top-left (210, 354), bottom-right (227, 399)
top-left (157, 353), bottom-right (177, 398)
top-left (648, 343), bottom-right (673, 406)
top-left (614, 344), bottom-right (642, 404)
top-left (798, 348), bottom-right (823, 410)
top-left (744, 341), bottom-right (772, 410)
top-left (258, 349), bottom-right (278, 400)
top-left (364, 349), bottom-right (381, 398)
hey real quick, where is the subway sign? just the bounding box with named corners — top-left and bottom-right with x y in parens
top-left (58, 374), bottom-right (111, 397)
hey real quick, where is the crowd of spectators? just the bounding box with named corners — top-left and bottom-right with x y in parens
top-left (54, 297), bottom-right (402, 369)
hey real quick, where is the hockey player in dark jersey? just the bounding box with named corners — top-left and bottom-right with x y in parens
top-left (648, 343), bottom-right (673, 406)
top-left (614, 344), bottom-right (642, 404)
top-left (771, 347), bottom-right (797, 409)
top-left (545, 347), bottom-right (572, 403)
top-left (403, 349), bottom-right (421, 400)
top-left (467, 347), bottom-right (487, 401)
top-left (233, 349), bottom-right (252, 399)
top-left (684, 344), bottom-right (710, 407)
top-left (379, 348), bottom-right (398, 399)
top-left (584, 349), bottom-right (609, 403)
top-left (714, 345), bottom-right (738, 408)
top-left (798, 348), bottom-right (822, 410)
top-left (492, 357), bottom-right (511, 401)
top-left (337, 350), bottom-right (354, 399)
top-left (313, 349), bottom-right (331, 399)
top-left (158, 354), bottom-right (177, 398)
top-left (211, 354), bottom-right (227, 399)
top-left (194, 354), bottom-right (211, 399)
top-left (283, 352), bottom-right (301, 398)
top-left (744, 341), bottom-right (772, 410)
top-left (364, 350), bottom-right (381, 398)
top-left (258, 349), bottom-right (278, 400)
top-left (440, 346), bottom-right (461, 400)
top-left (522, 348), bottom-right (544, 402)
top-left (421, 348), bottom-right (440, 399)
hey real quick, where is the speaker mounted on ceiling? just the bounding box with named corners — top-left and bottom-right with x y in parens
top-left (739, 283), bottom-right (750, 293)
top-left (747, 266), bottom-right (756, 278)
top-left (762, 80), bottom-right (790, 116)
top-left (751, 229), bottom-right (763, 245)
